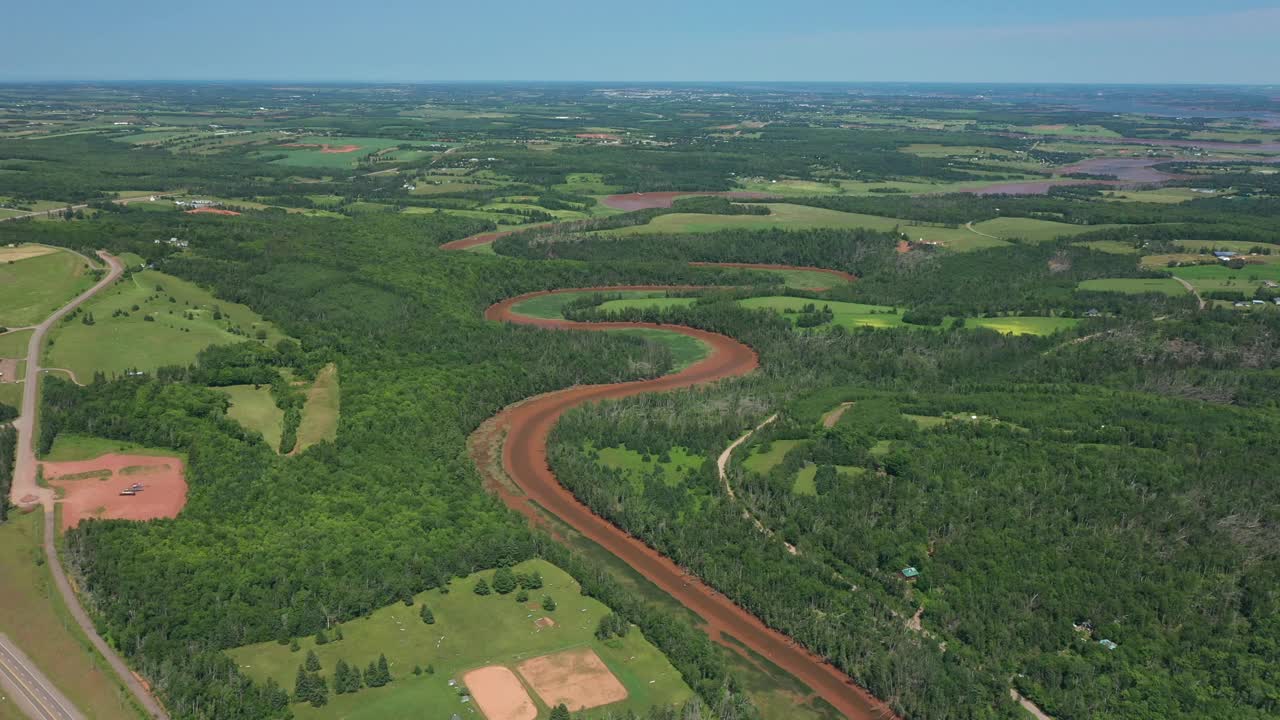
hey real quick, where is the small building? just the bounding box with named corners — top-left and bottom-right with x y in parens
top-left (1213, 251), bottom-right (1236, 260)
top-left (901, 567), bottom-right (920, 579)
top-left (1084, 308), bottom-right (1101, 318)
top-left (1099, 639), bottom-right (1118, 651)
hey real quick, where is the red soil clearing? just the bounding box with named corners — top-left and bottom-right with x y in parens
top-left (689, 262), bottom-right (855, 289)
top-left (44, 453), bottom-right (187, 531)
top-left (185, 207), bottom-right (241, 216)
top-left (463, 666), bottom-right (537, 720)
top-left (439, 228), bottom-right (522, 251)
top-left (478, 287), bottom-right (896, 720)
top-left (517, 647), bottom-right (627, 711)
top-left (601, 191), bottom-right (776, 211)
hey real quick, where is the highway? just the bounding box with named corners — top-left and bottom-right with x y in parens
top-left (6, 250), bottom-right (170, 719)
top-left (0, 636), bottom-right (84, 720)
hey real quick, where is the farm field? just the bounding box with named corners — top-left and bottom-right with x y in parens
top-left (511, 290), bottom-right (684, 320)
top-left (219, 385), bottom-right (284, 450)
top-left (227, 560), bottom-right (693, 720)
top-left (596, 297), bottom-right (697, 313)
top-left (969, 218), bottom-right (1126, 244)
top-left (1174, 239), bottom-right (1280, 254)
top-left (260, 136), bottom-right (443, 168)
top-left (1075, 240), bottom-right (1139, 254)
top-left (738, 296), bottom-right (910, 330)
top-left (1171, 263), bottom-right (1280, 294)
top-left (1077, 278), bottom-right (1189, 296)
top-left (601, 203), bottom-right (990, 248)
top-left (966, 316), bottom-right (1080, 336)
top-left (742, 439), bottom-right (805, 475)
top-left (0, 329), bottom-right (33, 357)
top-left (44, 269), bottom-right (287, 381)
top-left (0, 246), bottom-right (96, 327)
top-left (1101, 187), bottom-right (1227, 203)
top-left (294, 363), bottom-right (340, 452)
top-left (0, 510), bottom-right (145, 720)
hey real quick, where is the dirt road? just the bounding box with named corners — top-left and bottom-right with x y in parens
top-left (1172, 275), bottom-right (1206, 310)
top-left (0, 635), bottom-right (84, 720)
top-left (7, 250), bottom-right (170, 719)
top-left (480, 289), bottom-right (895, 720)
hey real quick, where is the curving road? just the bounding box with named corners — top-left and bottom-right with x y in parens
top-left (7, 250), bottom-right (170, 720)
top-left (475, 288), bottom-right (895, 720)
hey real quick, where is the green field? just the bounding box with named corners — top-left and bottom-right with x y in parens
top-left (969, 218), bottom-right (1126, 244)
top-left (227, 560), bottom-right (693, 720)
top-left (1075, 240), bottom-right (1140, 255)
top-left (967, 316), bottom-right (1080, 336)
top-left (602, 203), bottom-right (994, 249)
top-left (0, 248), bottom-right (96, 327)
top-left (1101, 188), bottom-right (1227, 204)
top-left (219, 385), bottom-right (284, 450)
top-left (40, 433), bottom-right (187, 462)
top-left (0, 381), bottom-right (21, 407)
top-left (45, 270), bottom-right (288, 380)
top-left (0, 511), bottom-right (146, 720)
top-left (1172, 263), bottom-right (1280, 294)
top-left (295, 364), bottom-right (340, 452)
top-left (1175, 240), bottom-right (1280, 254)
top-left (596, 297), bottom-right (698, 313)
top-left (609, 329), bottom-right (709, 371)
top-left (595, 445), bottom-right (705, 489)
top-left (511, 290), bottom-right (682, 320)
top-left (748, 267), bottom-right (851, 290)
top-left (742, 439), bottom-right (805, 475)
top-left (1077, 278), bottom-right (1188, 296)
top-left (0, 329), bottom-right (32, 357)
top-left (262, 137), bottom-right (440, 169)
top-left (739, 296), bottom-right (910, 330)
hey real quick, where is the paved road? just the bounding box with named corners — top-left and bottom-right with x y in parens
top-left (0, 636), bottom-right (84, 720)
top-left (6, 250), bottom-right (170, 720)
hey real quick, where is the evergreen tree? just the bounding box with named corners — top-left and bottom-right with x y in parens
top-left (550, 703), bottom-right (571, 720)
top-left (305, 649), bottom-right (320, 672)
top-left (516, 589), bottom-right (529, 603)
top-left (333, 659), bottom-right (350, 694)
top-left (420, 605), bottom-right (435, 624)
top-left (289, 638), bottom-right (300, 652)
top-left (364, 661), bottom-right (379, 688)
top-left (377, 654), bottom-right (392, 685)
top-left (309, 675), bottom-right (328, 708)
top-left (294, 666), bottom-right (310, 703)
top-left (542, 595), bottom-right (557, 612)
top-left (264, 677), bottom-right (289, 711)
top-left (315, 628), bottom-right (329, 645)
top-left (493, 567), bottom-right (517, 594)
top-left (525, 570), bottom-right (544, 589)
top-left (474, 578), bottom-right (491, 596)
top-left (334, 626), bottom-right (344, 641)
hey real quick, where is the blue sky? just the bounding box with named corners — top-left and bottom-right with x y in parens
top-left (4, 1), bottom-right (1279, 83)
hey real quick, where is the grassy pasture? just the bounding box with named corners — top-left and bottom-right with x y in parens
top-left (595, 445), bottom-right (705, 490)
top-left (966, 316), bottom-right (1080, 336)
top-left (1174, 240), bottom-right (1280, 255)
top-left (1101, 188), bottom-right (1226, 203)
top-left (0, 329), bottom-right (33, 357)
top-left (0, 248), bottom-right (95, 327)
top-left (45, 270), bottom-right (287, 380)
top-left (738, 297), bottom-right (909, 330)
top-left (219, 385), bottom-right (284, 450)
top-left (596, 297), bottom-right (697, 313)
top-left (1172, 263), bottom-right (1280, 294)
top-left (1075, 240), bottom-right (1140, 255)
top-left (227, 560), bottom-right (693, 720)
top-left (742, 440), bottom-right (805, 475)
top-left (0, 510), bottom-right (145, 720)
top-left (970, 218), bottom-right (1125, 244)
top-left (41, 433), bottom-right (186, 462)
top-left (295, 364), bottom-right (340, 452)
top-left (1076, 278), bottom-right (1188, 296)
top-left (602, 203), bottom-right (990, 249)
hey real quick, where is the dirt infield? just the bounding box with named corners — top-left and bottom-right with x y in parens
top-left (44, 453), bottom-right (187, 530)
top-left (601, 191), bottom-right (775, 211)
top-left (533, 616), bottom-right (556, 629)
top-left (184, 207), bottom-right (241, 216)
top-left (462, 665), bottom-right (537, 720)
top-left (0, 245), bottom-right (58, 263)
top-left (517, 648), bottom-right (627, 711)
top-left (476, 288), bottom-right (895, 720)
